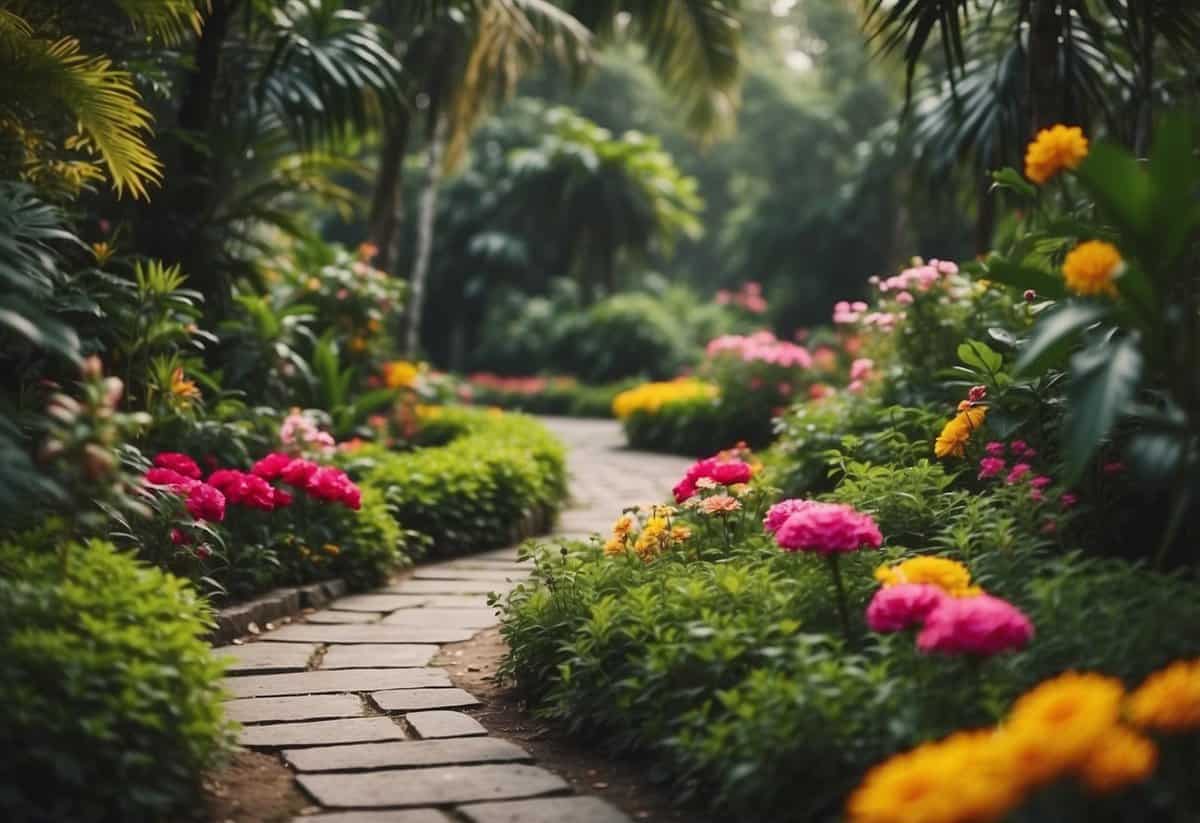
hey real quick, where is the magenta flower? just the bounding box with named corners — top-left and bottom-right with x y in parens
top-left (917, 594), bottom-right (1034, 657)
top-left (1006, 463), bottom-right (1032, 485)
top-left (866, 584), bottom-right (947, 633)
top-left (673, 456), bottom-right (753, 502)
top-left (144, 467), bottom-right (199, 493)
top-left (977, 457), bottom-right (1006, 480)
top-left (252, 451), bottom-right (292, 480)
top-left (763, 499), bottom-right (816, 535)
top-left (280, 458), bottom-right (319, 486)
top-left (1060, 492), bottom-right (1079, 509)
top-left (1030, 475), bottom-right (1052, 490)
top-left (185, 483), bottom-right (226, 522)
top-left (153, 452), bottom-right (201, 480)
top-left (984, 441), bottom-right (1006, 458)
top-left (1009, 440), bottom-right (1029, 453)
top-left (774, 502), bottom-right (882, 555)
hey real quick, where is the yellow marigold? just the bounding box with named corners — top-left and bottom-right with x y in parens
top-left (91, 241), bottom-right (114, 265)
top-left (934, 406), bottom-right (987, 459)
top-left (1062, 240), bottom-right (1122, 297)
top-left (1078, 726), bottom-right (1157, 794)
top-left (874, 556), bottom-right (975, 597)
top-left (170, 367), bottom-right (201, 402)
top-left (847, 730), bottom-right (1023, 823)
top-left (384, 360), bottom-right (420, 389)
top-left (1126, 658), bottom-right (1200, 733)
top-left (634, 517), bottom-right (670, 560)
top-left (1001, 672), bottom-right (1125, 785)
top-left (612, 379), bottom-right (718, 420)
top-left (611, 514), bottom-right (636, 539)
top-left (1024, 124), bottom-right (1089, 184)
top-left (603, 536), bottom-right (627, 556)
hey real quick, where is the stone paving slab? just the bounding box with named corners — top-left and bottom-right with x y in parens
top-left (225, 668), bottom-right (450, 698)
top-left (372, 688), bottom-right (480, 712)
top-left (410, 568), bottom-right (528, 582)
top-left (220, 642), bottom-right (318, 675)
top-left (405, 710), bottom-right (487, 739)
top-left (319, 644), bottom-right (436, 670)
top-left (260, 624), bottom-right (476, 645)
top-left (383, 580), bottom-right (517, 596)
top-left (297, 764), bottom-right (568, 808)
top-left (379, 608), bottom-right (497, 629)
top-left (292, 811), bottom-right (451, 823)
top-left (444, 560), bottom-right (530, 571)
top-left (283, 737), bottom-right (530, 772)
top-left (413, 594), bottom-right (496, 609)
top-left (305, 610), bottom-right (384, 624)
top-left (240, 717), bottom-right (406, 748)
top-left (330, 594), bottom-right (431, 612)
top-left (226, 694), bottom-right (365, 724)
top-left (457, 796), bottom-right (632, 823)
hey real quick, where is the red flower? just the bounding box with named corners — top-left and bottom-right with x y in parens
top-left (185, 483), bottom-right (225, 522)
top-left (145, 467), bottom-right (199, 493)
top-left (153, 452), bottom-right (201, 480)
top-left (240, 474), bottom-right (277, 510)
top-left (252, 452), bottom-right (292, 480)
top-left (280, 458), bottom-right (319, 486)
top-left (170, 528), bottom-right (191, 546)
top-left (305, 467), bottom-right (349, 501)
top-left (273, 487), bottom-right (294, 507)
top-left (340, 482), bottom-right (362, 510)
top-left (207, 469), bottom-right (249, 502)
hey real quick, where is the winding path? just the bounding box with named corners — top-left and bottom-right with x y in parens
top-left (221, 417), bottom-right (691, 823)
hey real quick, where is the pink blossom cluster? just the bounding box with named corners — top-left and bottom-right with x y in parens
top-left (766, 499), bottom-right (883, 555)
top-left (144, 450), bottom-right (362, 526)
top-left (705, 331), bottom-right (813, 368)
top-left (847, 358), bottom-right (875, 395)
top-left (280, 409), bottom-right (336, 453)
top-left (876, 259), bottom-right (958, 296)
top-left (715, 281), bottom-right (767, 314)
top-left (978, 440), bottom-right (1076, 508)
top-left (832, 301), bottom-right (869, 324)
top-left (467, 373), bottom-right (575, 395)
top-left (866, 585), bottom-right (1034, 657)
top-left (673, 455), bottom-right (753, 503)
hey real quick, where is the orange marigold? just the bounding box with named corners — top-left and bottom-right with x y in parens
top-left (1078, 725), bottom-right (1157, 794)
top-left (1025, 125), bottom-right (1089, 184)
top-left (1127, 658), bottom-right (1200, 733)
top-left (1062, 241), bottom-right (1122, 297)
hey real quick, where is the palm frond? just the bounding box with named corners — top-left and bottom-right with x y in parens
top-left (113, 0), bottom-right (203, 42)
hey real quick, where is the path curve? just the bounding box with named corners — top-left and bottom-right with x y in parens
top-left (222, 417), bottom-right (690, 823)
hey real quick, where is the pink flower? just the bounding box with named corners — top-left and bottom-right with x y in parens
top-left (240, 474), bottom-right (278, 510)
top-left (709, 460), bottom-right (752, 486)
top-left (866, 584), bottom-right (948, 633)
top-left (340, 482), bottom-right (362, 510)
top-left (1030, 475), bottom-right (1052, 490)
top-left (967, 385), bottom-right (987, 403)
top-left (1103, 461), bottom-right (1126, 476)
top-left (170, 528), bottom-right (190, 546)
top-left (145, 467), bottom-right (199, 493)
top-left (185, 483), bottom-right (225, 522)
top-left (305, 467), bottom-right (347, 501)
top-left (1060, 492), bottom-right (1078, 509)
top-left (1009, 440), bottom-right (1029, 454)
top-left (207, 469), bottom-right (248, 500)
top-left (273, 487), bottom-right (294, 508)
top-left (774, 502), bottom-right (883, 555)
top-left (849, 358), bottom-right (874, 382)
top-left (153, 452), bottom-right (201, 480)
top-left (763, 499), bottom-right (816, 535)
top-left (1021, 447), bottom-right (1037, 459)
top-left (985, 442), bottom-right (1006, 458)
top-left (895, 291), bottom-right (914, 305)
top-left (1023, 289), bottom-right (1037, 303)
top-left (715, 289), bottom-right (732, 305)
top-left (917, 594), bottom-right (1033, 656)
top-left (847, 380), bottom-right (866, 395)
top-left (673, 456), bottom-right (753, 502)
top-left (1030, 488), bottom-right (1045, 502)
top-left (978, 457), bottom-right (1006, 480)
top-left (1006, 463), bottom-right (1032, 485)
top-left (280, 459), bottom-right (319, 486)
top-left (252, 452), bottom-right (292, 480)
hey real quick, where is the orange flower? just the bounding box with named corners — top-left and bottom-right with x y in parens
top-left (1025, 125), bottom-right (1088, 184)
top-left (1062, 241), bottom-right (1122, 297)
top-left (170, 368), bottom-right (200, 402)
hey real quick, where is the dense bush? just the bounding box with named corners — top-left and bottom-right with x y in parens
top-left (620, 395), bottom-right (768, 456)
top-left (564, 293), bottom-right (689, 382)
top-left (0, 538), bottom-right (231, 821)
top-left (361, 410), bottom-right (566, 555)
top-left (464, 374), bottom-right (634, 418)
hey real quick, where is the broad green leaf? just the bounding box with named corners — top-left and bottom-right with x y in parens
top-left (1015, 303), bottom-right (1110, 377)
top-left (1064, 337), bottom-right (1143, 481)
top-left (982, 258), bottom-right (1067, 300)
top-left (1147, 114), bottom-right (1200, 272)
top-left (1075, 143), bottom-right (1151, 242)
top-left (957, 339), bottom-right (1003, 374)
top-left (990, 167), bottom-right (1037, 200)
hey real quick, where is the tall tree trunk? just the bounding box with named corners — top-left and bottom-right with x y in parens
top-left (405, 114), bottom-right (447, 358)
top-left (1026, 0), bottom-right (1063, 134)
top-left (367, 115), bottom-right (411, 275)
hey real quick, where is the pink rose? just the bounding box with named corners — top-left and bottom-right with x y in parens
top-left (866, 584), bottom-right (947, 633)
top-left (252, 452), bottom-right (292, 480)
top-left (153, 452), bottom-right (201, 480)
top-left (977, 457), bottom-right (1006, 480)
top-left (145, 467), bottom-right (199, 493)
top-left (280, 459), bottom-right (319, 486)
top-left (710, 460), bottom-right (752, 486)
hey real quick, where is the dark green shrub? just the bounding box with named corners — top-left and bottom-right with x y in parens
top-left (365, 411), bottom-right (566, 555)
top-left (0, 539), bottom-right (231, 822)
top-left (321, 483), bottom-right (413, 589)
top-left (622, 397), bottom-right (773, 456)
top-left (566, 294), bottom-right (689, 382)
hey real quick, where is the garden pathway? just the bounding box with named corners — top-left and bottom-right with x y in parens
top-left (220, 417), bottom-right (691, 823)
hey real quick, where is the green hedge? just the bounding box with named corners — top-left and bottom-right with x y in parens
top-left (0, 539), bottom-right (231, 821)
top-left (361, 410), bottom-right (566, 555)
top-left (469, 379), bottom-right (634, 419)
top-left (621, 397), bottom-right (775, 457)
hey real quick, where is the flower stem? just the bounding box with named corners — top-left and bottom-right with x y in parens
top-left (826, 554), bottom-right (852, 641)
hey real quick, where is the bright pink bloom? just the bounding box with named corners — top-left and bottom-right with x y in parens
top-left (673, 456), bottom-right (753, 502)
top-left (145, 467), bottom-right (199, 493)
top-left (866, 584), bottom-right (947, 633)
top-left (1030, 489), bottom-right (1045, 502)
top-left (849, 358), bottom-right (874, 382)
top-left (273, 487), bottom-right (294, 507)
top-left (153, 452), bottom-right (201, 480)
top-left (1006, 463), bottom-right (1032, 485)
top-left (207, 469), bottom-right (248, 499)
top-left (978, 457), bottom-right (1006, 480)
top-left (185, 483), bottom-right (225, 522)
top-left (1030, 475), bottom-right (1052, 490)
top-left (774, 502), bottom-right (883, 555)
top-left (252, 452), bottom-right (292, 480)
top-left (763, 499), bottom-right (816, 535)
top-left (1060, 492), bottom-right (1078, 509)
top-left (240, 474), bottom-right (277, 510)
top-left (1009, 440), bottom-right (1029, 454)
top-left (280, 459), bottom-right (319, 486)
top-left (917, 594), bottom-right (1033, 656)
top-left (847, 380), bottom-right (866, 395)
top-left (340, 483), bottom-right (362, 510)
top-left (709, 460), bottom-right (752, 486)
top-left (894, 291), bottom-right (914, 305)
top-left (984, 442), bottom-right (1006, 458)
top-left (170, 528), bottom-right (190, 546)
top-left (1103, 461), bottom-right (1126, 476)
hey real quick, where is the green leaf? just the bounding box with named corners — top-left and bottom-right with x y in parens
top-left (1014, 303), bottom-right (1110, 377)
top-left (990, 167), bottom-right (1037, 200)
top-left (1075, 143), bottom-right (1151, 242)
top-left (1064, 337), bottom-right (1143, 481)
top-left (1147, 114), bottom-right (1200, 273)
top-left (957, 339), bottom-right (1003, 374)
top-left (981, 258), bottom-right (1067, 300)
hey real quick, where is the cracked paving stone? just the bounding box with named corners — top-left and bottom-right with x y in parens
top-left (259, 623), bottom-right (476, 645)
top-left (371, 687), bottom-right (480, 712)
top-left (225, 693), bottom-right (365, 724)
top-left (283, 737), bottom-right (530, 772)
top-left (319, 644), bottom-right (437, 670)
top-left (224, 667), bottom-right (450, 698)
top-left (405, 710), bottom-right (486, 739)
top-left (457, 796), bottom-right (633, 823)
top-left (239, 717), bottom-right (406, 748)
top-left (296, 763), bottom-right (568, 808)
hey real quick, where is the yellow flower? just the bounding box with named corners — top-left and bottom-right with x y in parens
top-left (1127, 658), bottom-right (1200, 733)
top-left (634, 517), bottom-right (670, 560)
top-left (728, 483), bottom-right (750, 497)
top-left (306, 276), bottom-right (322, 291)
top-left (874, 556), bottom-right (976, 597)
top-left (1078, 725), bottom-right (1157, 794)
top-left (934, 406), bottom-right (987, 459)
top-left (91, 241), bottom-right (113, 265)
top-left (612, 379), bottom-right (718, 419)
top-left (1024, 124), bottom-right (1089, 184)
top-left (847, 730), bottom-right (1022, 823)
top-left (170, 367), bottom-right (201, 403)
top-left (603, 537), bottom-right (627, 556)
top-left (670, 525), bottom-right (692, 542)
top-left (611, 514), bottom-right (635, 538)
top-left (348, 336), bottom-right (367, 353)
top-left (1062, 240), bottom-right (1122, 297)
top-left (384, 360), bottom-right (419, 389)
top-left (1001, 672), bottom-right (1125, 785)
top-left (367, 318), bottom-right (382, 333)
top-left (322, 543), bottom-right (340, 556)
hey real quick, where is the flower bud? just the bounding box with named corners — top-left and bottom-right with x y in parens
top-left (1023, 289), bottom-right (1036, 303)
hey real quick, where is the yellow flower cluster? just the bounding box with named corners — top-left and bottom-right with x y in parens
top-left (875, 556), bottom-right (980, 597)
top-left (934, 405), bottom-right (986, 459)
top-left (604, 507), bottom-right (690, 562)
top-left (848, 660), bottom-right (1200, 823)
top-left (1062, 240), bottom-right (1122, 297)
top-left (612, 379), bottom-right (717, 420)
top-left (384, 360), bottom-right (420, 389)
top-left (1024, 124), bottom-right (1089, 184)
